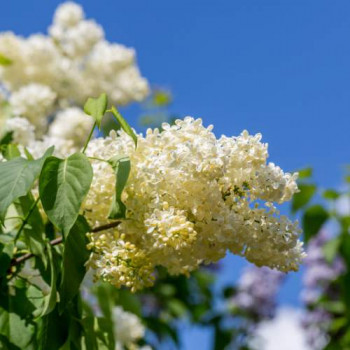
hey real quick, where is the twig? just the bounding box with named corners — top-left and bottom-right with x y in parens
top-left (10, 220), bottom-right (121, 267)
top-left (90, 221), bottom-right (121, 233)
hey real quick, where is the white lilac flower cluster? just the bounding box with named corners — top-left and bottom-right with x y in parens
top-left (301, 231), bottom-right (344, 350)
top-left (0, 2), bottom-right (149, 107)
top-left (230, 265), bottom-right (285, 321)
top-left (0, 1), bottom-right (149, 158)
top-left (112, 307), bottom-right (151, 350)
top-left (84, 117), bottom-right (305, 292)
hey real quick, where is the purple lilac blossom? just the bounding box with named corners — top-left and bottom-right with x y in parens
top-left (301, 231), bottom-right (345, 349)
top-left (231, 265), bottom-right (285, 321)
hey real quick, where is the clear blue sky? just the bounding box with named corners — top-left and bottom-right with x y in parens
top-left (1, 1), bottom-right (349, 348)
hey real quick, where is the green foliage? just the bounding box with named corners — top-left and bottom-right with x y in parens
top-left (0, 285), bottom-right (37, 348)
top-left (59, 216), bottom-right (90, 311)
top-left (107, 156), bottom-right (131, 219)
top-left (298, 169), bottom-right (350, 349)
top-left (15, 194), bottom-right (46, 259)
top-left (302, 204), bottom-right (329, 243)
top-left (0, 131), bottom-right (13, 146)
top-left (323, 189), bottom-right (340, 200)
top-left (0, 53), bottom-right (12, 66)
top-left (0, 241), bottom-right (14, 277)
top-left (39, 153), bottom-right (93, 236)
top-left (40, 244), bottom-right (58, 316)
top-left (323, 237), bottom-right (341, 263)
top-left (291, 183), bottom-right (316, 213)
top-left (152, 89), bottom-right (172, 107)
top-left (297, 167), bottom-right (313, 179)
top-left (110, 106), bottom-right (138, 146)
top-left (0, 147), bottom-right (53, 223)
top-left (84, 93), bottom-right (108, 129)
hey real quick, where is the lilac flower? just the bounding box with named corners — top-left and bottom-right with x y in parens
top-left (302, 231), bottom-right (344, 303)
top-left (231, 265), bottom-right (285, 321)
top-left (301, 231), bottom-right (345, 349)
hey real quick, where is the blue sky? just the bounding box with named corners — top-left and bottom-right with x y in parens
top-left (1, 1), bottom-right (349, 348)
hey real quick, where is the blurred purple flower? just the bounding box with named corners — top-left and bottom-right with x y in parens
top-left (301, 231), bottom-right (345, 349)
top-left (230, 265), bottom-right (285, 321)
top-left (302, 231), bottom-right (344, 303)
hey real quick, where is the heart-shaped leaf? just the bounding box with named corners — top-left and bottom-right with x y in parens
top-left (0, 147), bottom-right (54, 223)
top-left (39, 153), bottom-right (93, 236)
top-left (84, 93), bottom-right (108, 129)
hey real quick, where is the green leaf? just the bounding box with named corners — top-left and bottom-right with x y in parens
top-left (0, 285), bottom-right (36, 348)
top-left (329, 317), bottom-right (347, 332)
top-left (95, 283), bottom-right (115, 320)
top-left (0, 241), bottom-right (14, 277)
top-left (40, 244), bottom-right (57, 316)
top-left (340, 233), bottom-right (350, 268)
top-left (15, 194), bottom-right (46, 260)
top-left (39, 153), bottom-right (93, 236)
top-left (110, 106), bottom-right (137, 146)
top-left (323, 189), bottom-right (340, 201)
top-left (38, 307), bottom-right (70, 350)
top-left (108, 156), bottom-right (130, 219)
top-left (0, 147), bottom-right (54, 223)
top-left (291, 183), bottom-right (316, 213)
top-left (81, 317), bottom-right (99, 350)
top-left (4, 144), bottom-right (21, 160)
top-left (84, 93), bottom-right (108, 129)
top-left (0, 132), bottom-right (13, 146)
top-left (115, 289), bottom-right (142, 316)
top-left (0, 53), bottom-right (12, 66)
top-left (302, 205), bottom-right (329, 243)
top-left (321, 300), bottom-right (345, 313)
top-left (297, 167), bottom-right (313, 179)
top-left (167, 299), bottom-right (187, 317)
top-left (95, 317), bottom-right (115, 350)
top-left (323, 237), bottom-right (341, 263)
top-left (59, 216), bottom-right (91, 311)
top-left (152, 89), bottom-right (172, 107)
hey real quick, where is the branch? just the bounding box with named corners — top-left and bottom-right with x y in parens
top-left (10, 220), bottom-right (121, 268)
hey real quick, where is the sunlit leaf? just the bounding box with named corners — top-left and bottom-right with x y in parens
top-left (110, 106), bottom-right (137, 146)
top-left (108, 156), bottom-right (130, 219)
top-left (3, 144), bottom-right (21, 160)
top-left (39, 153), bottom-right (93, 236)
top-left (0, 147), bottom-right (54, 223)
top-left (0, 53), bottom-right (12, 66)
top-left (323, 236), bottom-right (341, 263)
top-left (297, 167), bottom-right (313, 179)
top-left (84, 93), bottom-right (108, 129)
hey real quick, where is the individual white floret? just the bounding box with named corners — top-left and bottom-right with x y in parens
top-left (52, 1), bottom-right (84, 28)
